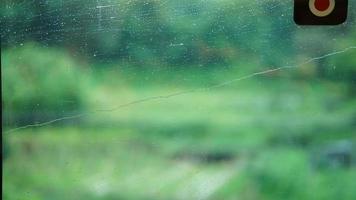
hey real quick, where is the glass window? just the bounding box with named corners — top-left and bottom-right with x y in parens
top-left (2, 0), bottom-right (356, 199)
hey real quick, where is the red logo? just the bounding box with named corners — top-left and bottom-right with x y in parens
top-left (309, 0), bottom-right (335, 17)
top-left (294, 0), bottom-right (348, 25)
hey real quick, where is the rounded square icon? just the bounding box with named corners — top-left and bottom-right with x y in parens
top-left (294, 0), bottom-right (348, 25)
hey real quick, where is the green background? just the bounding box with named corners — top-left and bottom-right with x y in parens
top-left (2, 0), bottom-right (356, 199)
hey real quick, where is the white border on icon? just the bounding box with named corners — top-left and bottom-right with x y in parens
top-left (309, 0), bottom-right (335, 17)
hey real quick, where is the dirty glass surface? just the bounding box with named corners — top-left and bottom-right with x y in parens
top-left (2, 0), bottom-right (356, 199)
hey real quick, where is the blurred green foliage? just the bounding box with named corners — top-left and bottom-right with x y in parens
top-left (2, 43), bottom-right (89, 125)
top-left (2, 0), bottom-right (356, 200)
top-left (1, 0), bottom-right (354, 67)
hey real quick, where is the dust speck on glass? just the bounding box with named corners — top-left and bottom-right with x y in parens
top-left (2, 0), bottom-right (356, 199)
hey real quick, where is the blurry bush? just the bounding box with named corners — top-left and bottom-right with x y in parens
top-left (327, 44), bottom-right (356, 96)
top-left (1, 0), bottom-right (355, 71)
top-left (0, 0), bottom-right (295, 67)
top-left (2, 43), bottom-right (89, 126)
top-left (214, 149), bottom-right (356, 200)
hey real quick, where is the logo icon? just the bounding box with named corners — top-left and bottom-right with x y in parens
top-left (294, 0), bottom-right (348, 25)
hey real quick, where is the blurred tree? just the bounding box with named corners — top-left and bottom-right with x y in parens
top-left (2, 43), bottom-right (89, 126)
top-left (1, 0), bottom-right (355, 79)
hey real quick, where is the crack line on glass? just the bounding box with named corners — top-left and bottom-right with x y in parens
top-left (4, 46), bottom-right (356, 134)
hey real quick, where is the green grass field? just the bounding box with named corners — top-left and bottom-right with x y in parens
top-left (4, 75), bottom-right (356, 200)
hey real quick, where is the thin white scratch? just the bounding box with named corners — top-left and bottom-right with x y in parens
top-left (96, 5), bottom-right (114, 9)
top-left (169, 43), bottom-right (184, 47)
top-left (4, 46), bottom-right (356, 134)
